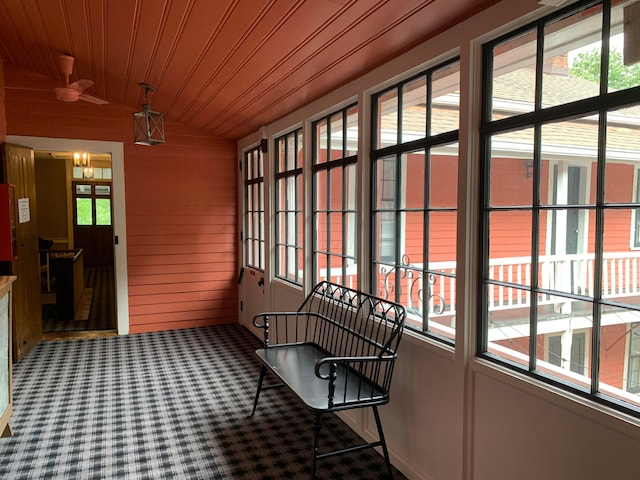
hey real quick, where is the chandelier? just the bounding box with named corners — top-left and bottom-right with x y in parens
top-left (73, 152), bottom-right (93, 178)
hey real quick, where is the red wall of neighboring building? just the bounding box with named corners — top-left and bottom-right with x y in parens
top-left (493, 324), bottom-right (631, 391)
top-left (600, 323), bottom-right (630, 390)
top-left (3, 64), bottom-right (237, 334)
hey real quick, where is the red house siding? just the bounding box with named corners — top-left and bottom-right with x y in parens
top-left (600, 323), bottom-right (631, 390)
top-left (4, 64), bottom-right (237, 334)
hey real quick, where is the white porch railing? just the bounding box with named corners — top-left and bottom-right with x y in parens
top-left (489, 252), bottom-right (640, 310)
top-left (321, 251), bottom-right (640, 317)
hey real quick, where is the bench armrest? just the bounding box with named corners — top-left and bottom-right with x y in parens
top-left (252, 312), bottom-right (322, 347)
top-left (252, 311), bottom-right (301, 329)
top-left (314, 355), bottom-right (397, 408)
top-left (313, 354), bottom-right (396, 378)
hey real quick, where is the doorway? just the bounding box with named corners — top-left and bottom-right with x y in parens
top-left (36, 151), bottom-right (116, 333)
top-left (547, 162), bottom-right (590, 301)
top-left (6, 135), bottom-right (129, 335)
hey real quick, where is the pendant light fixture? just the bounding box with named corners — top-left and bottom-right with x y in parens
top-left (132, 82), bottom-right (165, 146)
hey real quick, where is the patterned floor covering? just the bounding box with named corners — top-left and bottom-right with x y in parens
top-left (0, 324), bottom-right (406, 479)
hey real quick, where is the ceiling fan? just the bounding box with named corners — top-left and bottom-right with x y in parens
top-left (53, 54), bottom-right (108, 105)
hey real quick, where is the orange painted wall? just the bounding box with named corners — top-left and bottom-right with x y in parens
top-left (3, 64), bottom-right (237, 333)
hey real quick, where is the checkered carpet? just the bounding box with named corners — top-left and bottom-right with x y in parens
top-left (0, 324), bottom-right (405, 479)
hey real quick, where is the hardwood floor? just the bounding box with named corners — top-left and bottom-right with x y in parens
top-left (42, 265), bottom-right (116, 334)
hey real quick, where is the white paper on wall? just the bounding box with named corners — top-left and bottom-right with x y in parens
top-left (17, 198), bottom-right (30, 224)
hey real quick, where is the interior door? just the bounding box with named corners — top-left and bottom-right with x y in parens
top-left (72, 181), bottom-right (114, 267)
top-left (0, 143), bottom-right (41, 362)
top-left (238, 145), bottom-right (267, 335)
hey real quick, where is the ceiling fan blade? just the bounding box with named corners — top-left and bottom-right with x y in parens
top-left (69, 79), bottom-right (94, 91)
top-left (54, 87), bottom-right (80, 102)
top-left (79, 93), bottom-right (108, 105)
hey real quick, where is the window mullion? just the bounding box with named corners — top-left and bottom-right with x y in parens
top-left (423, 148), bottom-right (431, 333)
top-left (591, 109), bottom-right (608, 394)
top-left (530, 125), bottom-right (542, 372)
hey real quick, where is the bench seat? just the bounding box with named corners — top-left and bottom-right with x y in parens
top-left (256, 343), bottom-right (386, 412)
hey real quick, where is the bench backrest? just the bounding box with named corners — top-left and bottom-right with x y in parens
top-left (297, 281), bottom-right (406, 393)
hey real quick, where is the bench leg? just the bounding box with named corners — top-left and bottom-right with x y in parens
top-left (373, 406), bottom-right (393, 479)
top-left (311, 413), bottom-right (322, 480)
top-left (249, 365), bottom-right (267, 417)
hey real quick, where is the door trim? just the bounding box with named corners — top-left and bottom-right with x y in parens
top-left (6, 136), bottom-right (129, 335)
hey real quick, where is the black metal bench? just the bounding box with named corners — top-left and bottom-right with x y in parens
top-left (249, 281), bottom-right (406, 479)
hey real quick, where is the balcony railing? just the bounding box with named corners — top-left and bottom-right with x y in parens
top-left (321, 251), bottom-right (640, 317)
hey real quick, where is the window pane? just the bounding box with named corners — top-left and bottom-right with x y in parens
top-left (296, 130), bottom-right (303, 169)
top-left (491, 29), bottom-right (537, 121)
top-left (329, 167), bottom-right (343, 210)
top-left (276, 178), bottom-right (286, 211)
top-left (541, 118), bottom-right (598, 208)
top-left (315, 252), bottom-right (328, 282)
top-left (540, 208), bottom-right (595, 296)
top-left (431, 61), bottom-right (460, 135)
top-left (544, 5), bottom-right (603, 108)
top-left (76, 198), bottom-right (92, 225)
top-left (344, 211), bottom-right (356, 259)
top-left (625, 320), bottom-right (640, 396)
top-left (487, 286), bottom-right (532, 368)
top-left (375, 211), bottom-right (396, 263)
top-left (401, 151), bottom-right (424, 209)
top-left (427, 272), bottom-right (455, 340)
top-left (345, 106), bottom-right (358, 157)
top-left (330, 112), bottom-right (343, 156)
top-left (276, 138), bottom-right (286, 173)
top-left (75, 184), bottom-right (92, 195)
top-left (402, 76), bottom-right (426, 143)
top-left (315, 170), bottom-right (328, 211)
top-left (401, 211), bottom-right (424, 266)
top-left (489, 130), bottom-right (534, 207)
top-left (429, 211), bottom-right (457, 264)
top-left (537, 295), bottom-right (593, 389)
top-left (600, 305), bottom-right (640, 405)
top-left (377, 89), bottom-right (398, 148)
top-left (605, 106), bottom-right (640, 204)
top-left (488, 211), bottom-right (532, 287)
top-left (315, 211), bottom-right (328, 253)
top-left (315, 119), bottom-right (328, 164)
top-left (430, 144), bottom-right (458, 208)
top-left (287, 134), bottom-right (296, 171)
top-left (376, 156), bottom-right (397, 210)
top-left (345, 164), bottom-right (357, 211)
top-left (95, 185), bottom-right (111, 196)
top-left (329, 212), bottom-right (343, 252)
top-left (603, 209), bottom-right (640, 307)
top-left (95, 198), bottom-right (111, 226)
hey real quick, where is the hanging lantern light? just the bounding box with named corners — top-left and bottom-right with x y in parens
top-left (132, 83), bottom-right (165, 146)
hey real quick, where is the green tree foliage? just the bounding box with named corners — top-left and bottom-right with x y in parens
top-left (570, 48), bottom-right (640, 90)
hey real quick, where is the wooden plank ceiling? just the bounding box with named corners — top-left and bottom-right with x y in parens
top-left (0, 0), bottom-right (497, 140)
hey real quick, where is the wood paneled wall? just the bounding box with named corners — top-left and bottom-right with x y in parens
top-left (0, 60), bottom-right (6, 141)
top-left (3, 64), bottom-right (238, 333)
